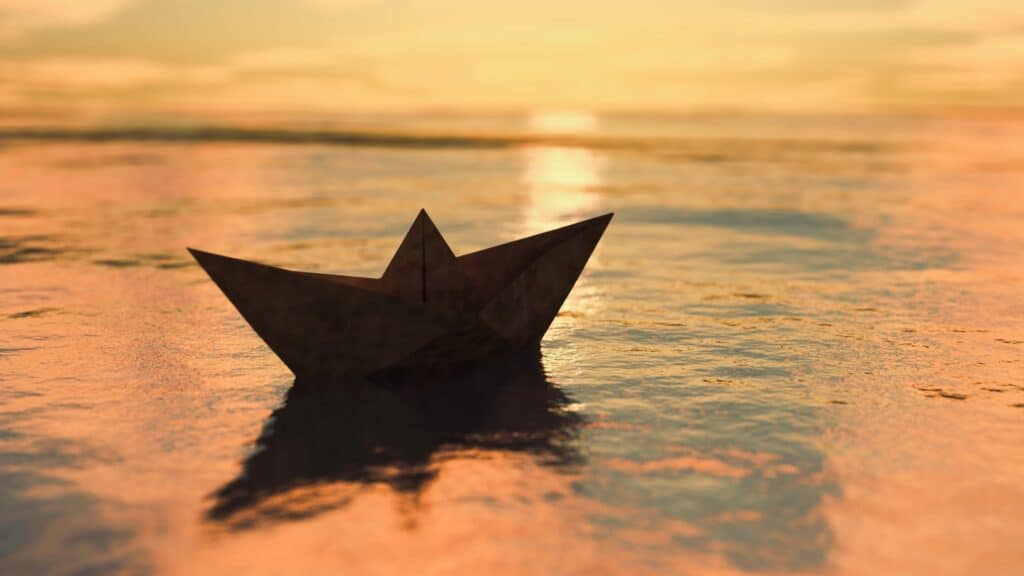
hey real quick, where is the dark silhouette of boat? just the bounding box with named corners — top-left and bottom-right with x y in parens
top-left (189, 210), bottom-right (612, 380)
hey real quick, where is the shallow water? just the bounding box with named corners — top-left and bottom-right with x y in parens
top-left (1, 113), bottom-right (1023, 575)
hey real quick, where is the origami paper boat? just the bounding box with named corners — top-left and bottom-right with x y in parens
top-left (189, 210), bottom-right (612, 381)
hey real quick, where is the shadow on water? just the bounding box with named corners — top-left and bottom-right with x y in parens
top-left (0, 235), bottom-right (72, 265)
top-left (207, 350), bottom-right (583, 530)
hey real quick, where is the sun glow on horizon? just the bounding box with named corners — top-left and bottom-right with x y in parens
top-left (528, 111), bottom-right (599, 135)
top-left (521, 110), bottom-right (609, 357)
top-left (521, 111), bottom-right (604, 234)
top-left (0, 0), bottom-right (1022, 120)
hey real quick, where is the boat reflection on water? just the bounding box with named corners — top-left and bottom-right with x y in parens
top-left (207, 350), bottom-right (583, 529)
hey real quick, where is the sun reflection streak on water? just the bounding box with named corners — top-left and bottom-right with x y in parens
top-left (520, 111), bottom-right (609, 368)
top-left (521, 111), bottom-right (605, 235)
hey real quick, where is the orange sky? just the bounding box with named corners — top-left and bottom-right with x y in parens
top-left (1, 0), bottom-right (1023, 119)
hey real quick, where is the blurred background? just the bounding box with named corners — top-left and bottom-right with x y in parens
top-left (1, 2), bottom-right (1023, 575)
top-left (1, 0), bottom-right (1022, 122)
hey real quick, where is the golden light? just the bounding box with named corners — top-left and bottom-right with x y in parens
top-left (527, 110), bottom-right (600, 135)
top-left (520, 111), bottom-right (604, 234)
top-left (521, 110), bottom-right (608, 357)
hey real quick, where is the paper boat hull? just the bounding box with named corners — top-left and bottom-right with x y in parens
top-left (190, 212), bottom-right (611, 380)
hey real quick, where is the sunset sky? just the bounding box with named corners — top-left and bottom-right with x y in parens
top-left (1, 0), bottom-right (1023, 120)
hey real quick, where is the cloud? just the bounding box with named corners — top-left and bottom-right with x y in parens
top-left (726, 0), bottom-right (919, 13)
top-left (0, 0), bottom-right (132, 38)
top-left (0, 0), bottom-right (1021, 114)
top-left (297, 0), bottom-right (373, 7)
top-left (0, 48), bottom-right (414, 120)
top-left (0, 57), bottom-right (168, 88)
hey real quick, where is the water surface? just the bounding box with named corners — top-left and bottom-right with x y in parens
top-left (1, 113), bottom-right (1022, 575)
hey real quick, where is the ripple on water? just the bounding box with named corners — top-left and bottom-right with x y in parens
top-left (5, 307), bottom-right (61, 320)
top-left (90, 253), bottom-right (193, 270)
top-left (0, 235), bottom-right (78, 265)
